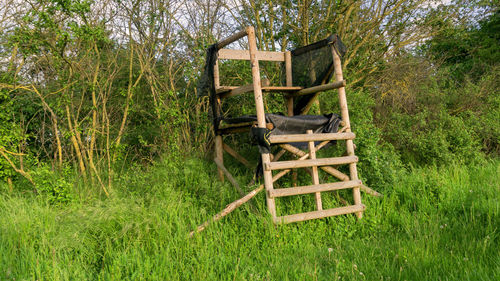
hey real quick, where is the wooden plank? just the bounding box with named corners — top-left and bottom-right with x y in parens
top-left (265, 156), bottom-right (358, 171)
top-left (307, 130), bottom-right (322, 210)
top-left (285, 51), bottom-right (293, 86)
top-left (217, 85), bottom-right (302, 97)
top-left (218, 122), bottom-right (274, 135)
top-left (216, 29), bottom-right (248, 50)
top-left (289, 80), bottom-right (346, 97)
top-left (276, 204), bottom-right (366, 224)
top-left (218, 49), bottom-right (285, 61)
top-left (269, 180), bottom-right (362, 198)
top-left (216, 86), bottom-right (237, 94)
top-left (218, 121), bottom-right (256, 129)
top-left (247, 26), bottom-right (277, 220)
top-left (223, 143), bottom-right (252, 169)
top-left (269, 132), bottom-right (355, 143)
top-left (214, 60), bottom-right (220, 88)
top-left (219, 79), bottom-right (270, 99)
top-left (220, 84), bottom-right (254, 98)
top-left (285, 51), bottom-right (294, 117)
top-left (332, 44), bottom-right (363, 218)
top-left (262, 86), bottom-right (302, 91)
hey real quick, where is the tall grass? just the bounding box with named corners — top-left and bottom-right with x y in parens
top-left (0, 158), bottom-right (498, 280)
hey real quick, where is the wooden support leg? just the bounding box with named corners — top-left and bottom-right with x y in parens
top-left (223, 143), bottom-right (252, 169)
top-left (307, 130), bottom-right (322, 210)
top-left (247, 26), bottom-right (277, 220)
top-left (214, 158), bottom-right (243, 196)
top-left (332, 46), bottom-right (363, 218)
top-left (215, 135), bottom-right (224, 182)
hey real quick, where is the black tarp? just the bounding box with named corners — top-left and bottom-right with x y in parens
top-left (239, 113), bottom-right (342, 151)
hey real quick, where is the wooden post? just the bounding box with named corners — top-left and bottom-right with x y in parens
top-left (285, 50), bottom-right (297, 186)
top-left (307, 130), bottom-right (322, 210)
top-left (216, 29), bottom-right (248, 50)
top-left (285, 51), bottom-right (294, 117)
top-left (247, 26), bottom-right (277, 220)
top-left (215, 135), bottom-right (224, 182)
top-left (214, 59), bottom-right (220, 89)
top-left (332, 45), bottom-right (363, 218)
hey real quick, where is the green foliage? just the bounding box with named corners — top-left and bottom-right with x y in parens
top-left (320, 89), bottom-right (402, 190)
top-left (31, 164), bottom-right (74, 204)
top-left (383, 108), bottom-right (483, 166)
top-left (0, 75), bottom-right (26, 181)
top-left (424, 10), bottom-right (500, 82)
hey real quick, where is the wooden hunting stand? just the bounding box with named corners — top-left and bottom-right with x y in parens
top-left (191, 26), bottom-right (381, 236)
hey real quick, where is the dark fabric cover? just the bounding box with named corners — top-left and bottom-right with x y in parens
top-left (197, 44), bottom-right (221, 131)
top-left (238, 113), bottom-right (342, 150)
top-left (249, 113), bottom-right (342, 179)
top-left (289, 35), bottom-right (347, 115)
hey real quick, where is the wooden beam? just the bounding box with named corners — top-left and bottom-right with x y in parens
top-left (215, 135), bottom-right (224, 182)
top-left (265, 156), bottom-right (358, 171)
top-left (332, 44), bottom-right (363, 218)
top-left (269, 180), bottom-right (362, 198)
top-left (214, 60), bottom-right (220, 88)
top-left (218, 79), bottom-right (270, 99)
top-left (247, 26), bottom-right (277, 220)
top-left (217, 85), bottom-right (302, 97)
top-left (262, 86), bottom-right (302, 92)
top-left (217, 122), bottom-right (274, 135)
top-left (307, 130), bottom-right (322, 210)
top-left (269, 132), bottom-right (355, 143)
top-left (214, 158), bottom-right (244, 196)
top-left (220, 84), bottom-right (253, 99)
top-left (289, 80), bottom-right (346, 97)
top-left (218, 49), bottom-right (285, 61)
top-left (216, 29), bottom-right (248, 50)
top-left (276, 204), bottom-right (366, 224)
top-left (222, 143), bottom-right (252, 169)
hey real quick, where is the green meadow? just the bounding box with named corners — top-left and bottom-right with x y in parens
top-left (1, 159), bottom-right (498, 280)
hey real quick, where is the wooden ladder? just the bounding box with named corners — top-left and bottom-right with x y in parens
top-left (246, 27), bottom-right (365, 223)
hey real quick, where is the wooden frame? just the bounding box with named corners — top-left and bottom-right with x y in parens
top-left (208, 26), bottom-right (373, 228)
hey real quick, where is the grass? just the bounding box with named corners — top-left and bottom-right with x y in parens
top-left (0, 158), bottom-right (498, 280)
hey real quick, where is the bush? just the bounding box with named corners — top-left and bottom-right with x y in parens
top-left (31, 164), bottom-right (74, 204)
top-left (320, 89), bottom-right (402, 191)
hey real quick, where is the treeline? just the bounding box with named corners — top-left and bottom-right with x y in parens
top-left (0, 0), bottom-right (498, 195)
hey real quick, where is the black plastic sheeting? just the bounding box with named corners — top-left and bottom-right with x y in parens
top-left (197, 35), bottom-right (347, 134)
top-left (197, 44), bottom-right (221, 131)
top-left (227, 113), bottom-right (342, 152)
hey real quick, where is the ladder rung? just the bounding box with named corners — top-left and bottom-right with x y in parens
top-left (276, 204), bottom-right (365, 224)
top-left (269, 132), bottom-right (355, 144)
top-left (265, 156), bottom-right (358, 171)
top-left (269, 180), bottom-right (362, 198)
